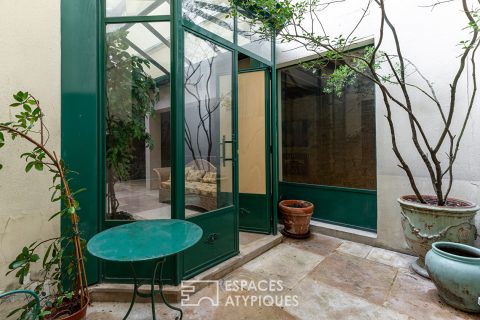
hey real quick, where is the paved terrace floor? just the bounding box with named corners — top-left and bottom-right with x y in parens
top-left (88, 233), bottom-right (478, 320)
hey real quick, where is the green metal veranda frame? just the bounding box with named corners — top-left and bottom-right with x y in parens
top-left (62, 0), bottom-right (278, 286)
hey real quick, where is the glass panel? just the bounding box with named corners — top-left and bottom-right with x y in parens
top-left (280, 57), bottom-right (376, 190)
top-left (183, 0), bottom-right (234, 42)
top-left (184, 32), bottom-right (233, 217)
top-left (237, 14), bottom-right (271, 61)
top-left (105, 22), bottom-right (172, 220)
top-left (106, 0), bottom-right (170, 17)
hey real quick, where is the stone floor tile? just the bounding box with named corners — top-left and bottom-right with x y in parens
top-left (242, 243), bottom-right (324, 289)
top-left (86, 236), bottom-right (477, 320)
top-left (207, 290), bottom-right (298, 320)
top-left (87, 301), bottom-right (179, 320)
top-left (366, 247), bottom-right (416, 269)
top-left (336, 240), bottom-right (373, 258)
top-left (309, 252), bottom-right (398, 304)
top-left (283, 233), bottom-right (343, 257)
top-left (384, 269), bottom-right (479, 320)
top-left (284, 277), bottom-right (412, 320)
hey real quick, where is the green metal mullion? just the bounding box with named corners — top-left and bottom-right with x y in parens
top-left (270, 34), bottom-right (278, 235)
top-left (264, 69), bottom-right (272, 234)
top-left (172, 0), bottom-right (185, 285)
top-left (233, 49), bottom-right (240, 254)
top-left (105, 15), bottom-right (171, 24)
top-left (99, 0), bottom-right (107, 283)
top-left (233, 11), bottom-right (238, 45)
top-left (238, 66), bottom-right (268, 73)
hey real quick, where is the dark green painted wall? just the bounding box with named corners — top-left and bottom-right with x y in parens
top-left (61, 0), bottom-right (100, 284)
top-left (279, 182), bottom-right (377, 232)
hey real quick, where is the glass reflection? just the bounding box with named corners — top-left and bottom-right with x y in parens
top-left (183, 32), bottom-right (233, 217)
top-left (183, 0), bottom-right (234, 42)
top-left (237, 14), bottom-right (271, 61)
top-left (105, 22), bottom-right (172, 220)
top-left (106, 0), bottom-right (170, 17)
top-left (280, 53), bottom-right (376, 190)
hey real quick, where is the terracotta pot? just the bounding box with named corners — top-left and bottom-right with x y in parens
top-left (46, 299), bottom-right (88, 320)
top-left (279, 200), bottom-right (314, 238)
top-left (398, 195), bottom-right (479, 278)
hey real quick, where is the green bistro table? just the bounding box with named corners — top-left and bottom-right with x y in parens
top-left (87, 219), bottom-right (203, 320)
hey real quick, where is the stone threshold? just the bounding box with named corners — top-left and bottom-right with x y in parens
top-left (89, 233), bottom-right (283, 303)
top-left (309, 220), bottom-right (377, 245)
top-left (309, 221), bottom-right (413, 255)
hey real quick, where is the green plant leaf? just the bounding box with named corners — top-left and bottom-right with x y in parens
top-left (8, 259), bottom-right (27, 270)
top-left (30, 254), bottom-right (40, 263)
top-left (25, 162), bottom-right (34, 172)
top-left (34, 162), bottom-right (43, 171)
top-left (48, 210), bottom-right (62, 221)
top-left (43, 244), bottom-right (52, 266)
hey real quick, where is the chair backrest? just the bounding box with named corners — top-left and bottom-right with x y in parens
top-left (186, 159), bottom-right (216, 173)
top-left (0, 290), bottom-right (40, 320)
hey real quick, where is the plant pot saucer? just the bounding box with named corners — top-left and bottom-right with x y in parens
top-left (281, 228), bottom-right (310, 239)
top-left (411, 258), bottom-right (430, 279)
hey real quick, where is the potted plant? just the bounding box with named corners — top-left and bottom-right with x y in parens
top-left (279, 200), bottom-right (314, 238)
top-left (230, 0), bottom-right (480, 277)
top-left (0, 92), bottom-right (89, 319)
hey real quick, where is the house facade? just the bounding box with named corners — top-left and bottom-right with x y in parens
top-left (1, 0), bottom-right (479, 291)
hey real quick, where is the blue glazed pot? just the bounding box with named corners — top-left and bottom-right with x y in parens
top-left (426, 241), bottom-right (480, 313)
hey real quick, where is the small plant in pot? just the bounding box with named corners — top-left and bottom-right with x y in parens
top-left (229, 0), bottom-right (480, 278)
top-left (0, 92), bottom-right (89, 319)
top-left (279, 200), bottom-right (314, 238)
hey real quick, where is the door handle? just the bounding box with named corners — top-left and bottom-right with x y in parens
top-left (221, 135), bottom-right (234, 166)
top-left (240, 208), bottom-right (251, 215)
top-left (205, 233), bottom-right (219, 244)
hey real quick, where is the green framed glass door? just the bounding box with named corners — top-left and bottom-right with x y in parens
top-left (238, 69), bottom-right (272, 234)
top-left (181, 29), bottom-right (239, 278)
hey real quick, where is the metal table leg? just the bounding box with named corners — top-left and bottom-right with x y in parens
top-left (155, 259), bottom-right (183, 320)
top-left (123, 259), bottom-right (183, 320)
top-left (123, 263), bottom-right (138, 320)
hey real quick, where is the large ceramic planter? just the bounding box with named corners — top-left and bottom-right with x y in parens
top-left (279, 200), bottom-right (314, 239)
top-left (398, 195), bottom-right (479, 278)
top-left (426, 242), bottom-right (480, 313)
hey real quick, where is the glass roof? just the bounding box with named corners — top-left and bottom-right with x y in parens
top-left (106, 0), bottom-right (170, 17)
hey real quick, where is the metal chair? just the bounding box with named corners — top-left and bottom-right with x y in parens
top-left (0, 290), bottom-right (40, 320)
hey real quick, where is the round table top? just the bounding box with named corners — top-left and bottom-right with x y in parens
top-left (87, 219), bottom-right (203, 262)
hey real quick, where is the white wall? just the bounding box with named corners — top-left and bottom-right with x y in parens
top-left (0, 0), bottom-right (61, 290)
top-left (277, 0), bottom-right (480, 251)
